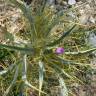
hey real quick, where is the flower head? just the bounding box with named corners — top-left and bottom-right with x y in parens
top-left (55, 47), bottom-right (64, 54)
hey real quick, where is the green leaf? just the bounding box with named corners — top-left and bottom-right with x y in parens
top-left (47, 25), bottom-right (76, 46)
top-left (59, 76), bottom-right (68, 96)
top-left (10, 0), bottom-right (33, 22)
top-left (3, 66), bottom-right (19, 96)
top-left (25, 80), bottom-right (47, 95)
top-left (65, 47), bottom-right (96, 55)
top-left (39, 60), bottom-right (45, 96)
top-left (22, 54), bottom-right (27, 81)
top-left (4, 32), bottom-right (14, 41)
top-left (0, 64), bottom-right (15, 76)
top-left (49, 62), bottom-right (83, 83)
top-left (0, 26), bottom-right (14, 41)
top-left (10, 0), bottom-right (37, 38)
top-left (45, 10), bottom-right (64, 37)
top-left (56, 57), bottom-right (93, 66)
top-left (44, 47), bottom-right (96, 55)
top-left (0, 44), bottom-right (34, 53)
top-left (48, 62), bottom-right (72, 79)
top-left (40, 0), bottom-right (47, 13)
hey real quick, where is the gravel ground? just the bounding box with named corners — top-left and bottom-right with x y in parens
top-left (0, 0), bottom-right (96, 96)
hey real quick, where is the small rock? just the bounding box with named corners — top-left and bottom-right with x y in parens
top-left (68, 0), bottom-right (76, 5)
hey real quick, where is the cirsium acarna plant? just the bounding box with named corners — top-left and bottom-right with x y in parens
top-left (0, 0), bottom-right (96, 96)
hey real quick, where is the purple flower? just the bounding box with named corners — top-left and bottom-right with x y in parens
top-left (55, 47), bottom-right (64, 54)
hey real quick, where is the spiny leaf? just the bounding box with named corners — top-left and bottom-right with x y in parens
top-left (56, 57), bottom-right (94, 67)
top-left (45, 10), bottom-right (64, 37)
top-left (49, 62), bottom-right (83, 83)
top-left (48, 62), bottom-right (73, 79)
top-left (3, 66), bottom-right (19, 96)
top-left (4, 32), bottom-right (14, 41)
top-left (44, 47), bottom-right (96, 55)
top-left (47, 25), bottom-right (76, 46)
top-left (22, 54), bottom-right (27, 81)
top-left (10, 0), bottom-right (37, 38)
top-left (0, 64), bottom-right (16, 76)
top-left (40, 0), bottom-right (48, 13)
top-left (0, 26), bottom-right (14, 41)
top-left (65, 47), bottom-right (96, 55)
top-left (39, 60), bottom-right (45, 96)
top-left (0, 44), bottom-right (34, 53)
top-left (59, 76), bottom-right (68, 96)
top-left (25, 80), bottom-right (47, 95)
top-left (10, 0), bottom-right (33, 22)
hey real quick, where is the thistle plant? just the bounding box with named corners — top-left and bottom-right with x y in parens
top-left (0, 0), bottom-right (96, 96)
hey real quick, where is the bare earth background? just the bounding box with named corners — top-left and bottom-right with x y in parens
top-left (0, 0), bottom-right (96, 96)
